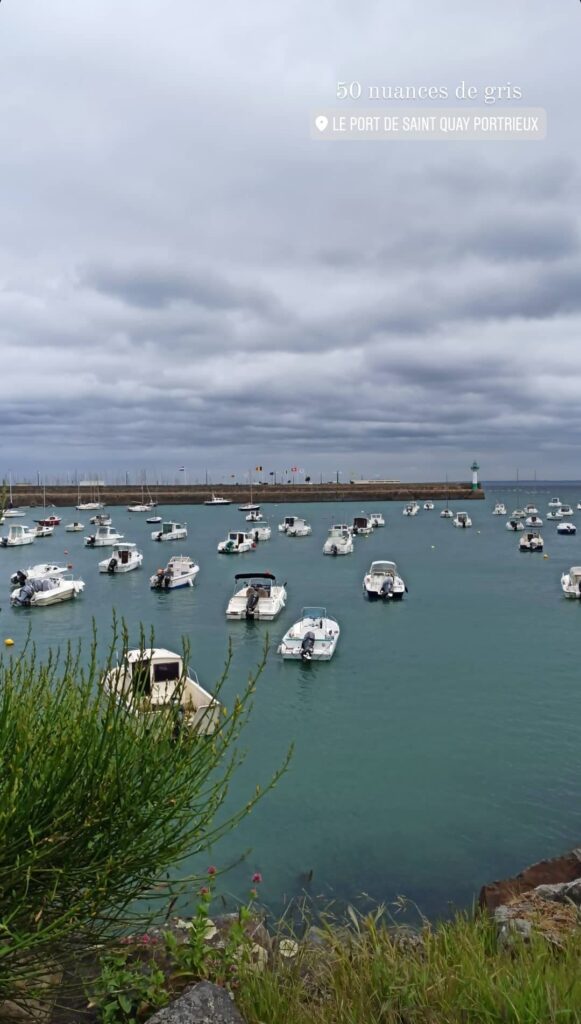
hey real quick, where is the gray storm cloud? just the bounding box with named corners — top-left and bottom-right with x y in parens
top-left (0, 0), bottom-right (580, 480)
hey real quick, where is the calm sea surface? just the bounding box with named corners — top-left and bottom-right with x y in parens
top-left (3, 485), bottom-right (581, 919)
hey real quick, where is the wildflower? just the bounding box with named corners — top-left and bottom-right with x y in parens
top-left (252, 872), bottom-right (262, 884)
top-left (199, 886), bottom-right (210, 896)
top-left (207, 865), bottom-right (217, 876)
top-left (249, 888), bottom-right (258, 899)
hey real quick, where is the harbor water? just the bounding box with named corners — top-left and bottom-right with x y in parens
top-left (2, 485), bottom-right (581, 919)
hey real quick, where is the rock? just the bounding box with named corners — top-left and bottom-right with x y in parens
top-left (147, 981), bottom-right (246, 1024)
top-left (480, 847), bottom-right (581, 912)
top-left (493, 891), bottom-right (578, 947)
top-left (535, 879), bottom-right (581, 905)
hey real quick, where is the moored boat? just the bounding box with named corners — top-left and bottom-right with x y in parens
top-left (287, 517), bottom-right (312, 537)
top-left (248, 523), bottom-right (272, 542)
top-left (150, 555), bottom-right (199, 589)
top-left (204, 493), bottom-right (232, 506)
top-left (525, 515), bottom-right (543, 528)
top-left (98, 543), bottom-right (143, 573)
top-left (34, 524), bottom-right (54, 538)
top-left (369, 513), bottom-right (385, 527)
top-left (519, 531), bottom-right (544, 552)
top-left (10, 574), bottom-right (85, 607)
top-left (65, 522), bottom-right (85, 532)
top-left (453, 512), bottom-right (472, 528)
top-left (363, 560), bottom-right (406, 599)
top-left (1, 524), bottom-right (36, 547)
top-left (226, 572), bottom-right (286, 620)
top-left (492, 502), bottom-right (507, 516)
top-left (322, 525), bottom-right (353, 555)
top-left (561, 567), bottom-right (581, 598)
top-left (352, 514), bottom-right (373, 536)
top-left (10, 563), bottom-right (70, 587)
top-left (217, 531), bottom-right (256, 554)
top-left (151, 522), bottom-right (188, 542)
top-left (278, 607), bottom-right (340, 661)
top-left (85, 525), bottom-right (124, 547)
top-left (506, 518), bottom-right (525, 531)
top-left (557, 522), bottom-right (577, 536)
top-left (402, 502), bottom-right (420, 517)
top-left (423, 501), bottom-right (435, 511)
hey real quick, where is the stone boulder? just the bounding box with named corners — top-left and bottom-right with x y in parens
top-left (147, 981), bottom-right (246, 1024)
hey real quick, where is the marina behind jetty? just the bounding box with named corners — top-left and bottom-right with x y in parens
top-left (6, 481), bottom-right (485, 507)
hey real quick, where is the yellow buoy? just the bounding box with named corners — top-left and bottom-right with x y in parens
top-left (543, 553), bottom-right (549, 559)
top-left (4, 638), bottom-right (14, 647)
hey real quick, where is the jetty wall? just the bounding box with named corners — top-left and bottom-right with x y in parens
top-left (5, 482), bottom-right (485, 507)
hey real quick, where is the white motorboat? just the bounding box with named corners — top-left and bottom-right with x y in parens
top-left (76, 502), bottom-right (103, 511)
top-left (90, 513), bottom-right (112, 526)
top-left (65, 522), bottom-right (85, 532)
top-left (217, 530), bottom-right (256, 554)
top-left (352, 515), bottom-right (373, 536)
top-left (10, 574), bottom-right (85, 607)
top-left (2, 509), bottom-right (26, 518)
top-left (440, 507), bottom-right (454, 519)
top-left (423, 501), bottom-right (435, 511)
top-left (492, 503), bottom-right (507, 516)
top-left (519, 531), bottom-right (544, 552)
top-left (85, 525), bottom-right (124, 547)
top-left (525, 515), bottom-right (543, 528)
top-left (369, 513), bottom-right (385, 527)
top-left (204, 493), bottom-right (232, 506)
top-left (548, 497), bottom-right (562, 508)
top-left (248, 523), bottom-right (272, 542)
top-left (363, 560), bottom-right (406, 600)
top-left (1, 524), bottom-right (36, 547)
top-left (561, 567), bottom-right (581, 598)
top-left (226, 572), bottom-right (286, 620)
top-left (557, 522), bottom-right (577, 536)
top-left (146, 515), bottom-right (162, 524)
top-left (34, 524), bottom-right (54, 538)
top-left (577, 503), bottom-right (581, 511)
top-left (102, 648), bottom-right (220, 735)
top-left (99, 543), bottom-right (143, 574)
top-left (511, 509), bottom-right (525, 519)
top-left (322, 525), bottom-right (353, 555)
top-left (10, 564), bottom-right (70, 587)
top-left (127, 503), bottom-right (152, 513)
top-left (287, 517), bottom-right (312, 537)
top-left (453, 512), bottom-right (472, 528)
top-left (547, 510), bottom-right (563, 521)
top-left (560, 504), bottom-right (574, 517)
top-left (525, 504), bottom-right (538, 516)
top-left (278, 607), bottom-right (340, 662)
top-left (402, 502), bottom-right (420, 516)
top-left (278, 516), bottom-right (298, 533)
top-left (506, 518), bottom-right (525, 531)
top-left (245, 509), bottom-right (263, 523)
top-left (150, 555), bottom-right (200, 590)
top-left (151, 522), bottom-right (188, 542)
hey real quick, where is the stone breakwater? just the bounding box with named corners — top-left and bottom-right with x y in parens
top-left (6, 482), bottom-right (485, 507)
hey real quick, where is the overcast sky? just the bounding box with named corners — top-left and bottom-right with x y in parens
top-left (1, 0), bottom-right (580, 482)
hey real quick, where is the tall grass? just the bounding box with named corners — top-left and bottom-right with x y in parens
top-left (238, 908), bottom-right (581, 1023)
top-left (0, 622), bottom-right (288, 1006)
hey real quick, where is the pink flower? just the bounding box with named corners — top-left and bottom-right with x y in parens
top-left (199, 886), bottom-right (210, 896)
top-left (207, 865), bottom-right (217, 876)
top-left (252, 872), bottom-right (263, 884)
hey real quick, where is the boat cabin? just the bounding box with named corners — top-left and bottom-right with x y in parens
top-left (111, 543), bottom-right (138, 565)
top-left (369, 560), bottom-right (397, 576)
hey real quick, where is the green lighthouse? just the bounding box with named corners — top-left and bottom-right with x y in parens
top-left (471, 460), bottom-right (480, 490)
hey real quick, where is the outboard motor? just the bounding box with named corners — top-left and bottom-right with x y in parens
top-left (10, 570), bottom-right (27, 587)
top-left (12, 580), bottom-right (37, 606)
top-left (107, 558), bottom-right (118, 574)
top-left (86, 535), bottom-right (96, 547)
top-left (246, 586), bottom-right (259, 618)
top-left (163, 573), bottom-right (172, 589)
top-left (300, 631), bottom-right (316, 662)
top-left (330, 544), bottom-right (338, 556)
top-left (381, 576), bottom-right (394, 599)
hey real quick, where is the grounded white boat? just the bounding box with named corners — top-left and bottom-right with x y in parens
top-left (204, 493), bottom-right (232, 506)
top-left (402, 502), bottom-right (420, 517)
top-left (560, 505), bottom-right (574, 517)
top-left (245, 509), bottom-right (263, 522)
top-left (99, 543), bottom-right (143, 574)
top-left (453, 512), bottom-right (472, 528)
top-left (322, 525), bottom-right (353, 556)
top-left (65, 522), bottom-right (85, 532)
top-left (369, 513), bottom-right (385, 527)
top-left (557, 522), bottom-right (577, 536)
top-left (279, 516), bottom-right (298, 533)
top-left (278, 607), bottom-right (340, 661)
top-left (34, 524), bottom-right (54, 538)
top-left (525, 515), bottom-right (543, 528)
top-left (519, 531), bottom-right (544, 552)
top-left (547, 510), bottom-right (563, 521)
top-left (150, 555), bottom-right (200, 590)
top-left (10, 563), bottom-right (70, 587)
top-left (352, 515), bottom-right (373, 536)
top-left (226, 572), bottom-right (286, 620)
top-left (287, 518), bottom-right (312, 537)
top-left (440, 507), bottom-right (454, 519)
top-left (217, 531), bottom-right (256, 554)
top-left (103, 648), bottom-right (220, 735)
top-left (506, 518), bottom-right (525, 531)
top-left (525, 504), bottom-right (538, 515)
top-left (423, 501), bottom-right (435, 511)
top-left (548, 497), bottom-right (562, 508)
top-left (85, 525), bottom-right (124, 547)
top-left (151, 522), bottom-right (188, 542)
top-left (1, 524), bottom-right (36, 547)
top-left (248, 523), bottom-right (272, 542)
top-left (561, 567), bottom-right (581, 598)
top-left (363, 560), bottom-right (406, 600)
top-left (89, 513), bottom-right (112, 526)
top-left (492, 503), bottom-right (507, 516)
top-left (10, 574), bottom-right (85, 607)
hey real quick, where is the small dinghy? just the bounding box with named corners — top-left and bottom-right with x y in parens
top-left (10, 574), bottom-right (85, 607)
top-left (519, 531), bottom-right (544, 552)
top-left (363, 560), bottom-right (406, 600)
top-left (557, 522), bottom-right (577, 536)
top-left (102, 648), bottom-right (220, 735)
top-left (146, 515), bottom-right (162, 524)
top-left (150, 555), bottom-right (199, 589)
top-left (99, 543), bottom-right (143, 574)
top-left (226, 572), bottom-right (286, 620)
top-left (278, 607), bottom-right (340, 661)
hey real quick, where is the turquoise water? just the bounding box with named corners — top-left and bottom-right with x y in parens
top-left (2, 486), bottom-right (581, 919)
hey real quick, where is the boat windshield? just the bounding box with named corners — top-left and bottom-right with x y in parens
top-left (302, 606), bottom-right (327, 620)
top-left (152, 660), bottom-right (181, 684)
top-left (371, 561), bottom-right (396, 574)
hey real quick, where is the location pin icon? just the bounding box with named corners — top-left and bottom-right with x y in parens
top-left (315, 115), bottom-right (329, 132)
